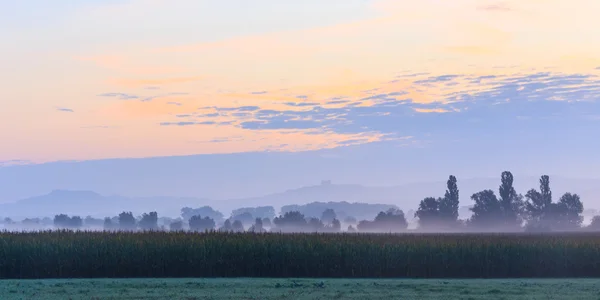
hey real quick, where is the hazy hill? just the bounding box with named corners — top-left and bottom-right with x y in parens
top-left (0, 190), bottom-right (206, 219)
top-left (2, 176), bottom-right (600, 221)
top-left (220, 177), bottom-right (600, 217)
top-left (4, 144), bottom-right (598, 205)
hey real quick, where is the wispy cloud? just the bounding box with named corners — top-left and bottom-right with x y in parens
top-left (7, 0), bottom-right (600, 163)
top-left (160, 121), bottom-right (198, 126)
top-left (0, 159), bottom-right (34, 167)
top-left (160, 121), bottom-right (221, 126)
top-left (98, 93), bottom-right (139, 100)
top-left (414, 75), bottom-right (460, 85)
top-left (141, 92), bottom-right (189, 102)
top-left (145, 71), bottom-right (600, 146)
top-left (56, 107), bottom-right (74, 112)
top-left (98, 92), bottom-right (188, 102)
top-left (413, 108), bottom-right (450, 113)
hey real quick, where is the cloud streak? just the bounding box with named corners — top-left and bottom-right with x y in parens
top-left (98, 92), bottom-right (189, 102)
top-left (149, 71), bottom-right (600, 143)
top-left (56, 107), bottom-right (74, 113)
top-left (0, 159), bottom-right (34, 167)
top-left (413, 108), bottom-right (450, 113)
top-left (98, 93), bottom-right (139, 100)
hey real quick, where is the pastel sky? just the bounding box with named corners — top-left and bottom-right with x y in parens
top-left (2, 0), bottom-right (600, 172)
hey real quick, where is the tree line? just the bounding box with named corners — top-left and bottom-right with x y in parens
top-left (414, 172), bottom-right (586, 232)
top-left (3, 171), bottom-right (600, 233)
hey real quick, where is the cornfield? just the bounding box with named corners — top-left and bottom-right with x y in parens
top-left (2, 231), bottom-right (600, 279)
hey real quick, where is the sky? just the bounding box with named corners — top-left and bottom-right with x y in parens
top-left (2, 0), bottom-right (600, 180)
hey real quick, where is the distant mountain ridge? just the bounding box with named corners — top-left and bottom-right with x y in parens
top-left (217, 177), bottom-right (600, 218)
top-left (3, 176), bottom-right (600, 220)
top-left (0, 190), bottom-right (207, 219)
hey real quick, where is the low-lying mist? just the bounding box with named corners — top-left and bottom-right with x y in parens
top-left (2, 172), bottom-right (599, 234)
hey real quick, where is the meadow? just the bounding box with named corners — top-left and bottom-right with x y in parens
top-left (3, 231), bottom-right (600, 279)
top-left (1, 278), bottom-right (599, 300)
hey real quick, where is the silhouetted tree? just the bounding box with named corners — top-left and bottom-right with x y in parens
top-left (54, 214), bottom-right (82, 229)
top-left (329, 218), bottom-right (341, 232)
top-left (54, 214), bottom-right (70, 228)
top-left (415, 197), bottom-right (441, 229)
top-left (261, 218), bottom-right (272, 228)
top-left (219, 219), bottom-right (233, 232)
top-left (529, 176), bottom-right (554, 218)
top-left (248, 218), bottom-right (266, 233)
top-left (438, 175), bottom-right (459, 226)
top-left (181, 206), bottom-right (224, 223)
top-left (103, 217), bottom-right (115, 230)
top-left (540, 175), bottom-right (552, 205)
top-left (307, 217), bottom-right (324, 232)
top-left (41, 217), bottom-right (52, 226)
top-left (231, 212), bottom-right (254, 227)
top-left (232, 220), bottom-right (245, 232)
top-left (498, 171), bottom-right (524, 228)
top-left (356, 219), bottom-right (370, 231)
top-left (71, 216), bottom-right (83, 229)
top-left (231, 206), bottom-right (276, 220)
top-left (467, 172), bottom-right (526, 231)
top-left (84, 216), bottom-right (104, 228)
top-left (321, 209), bottom-right (337, 224)
top-left (555, 193), bottom-right (584, 229)
top-left (376, 208), bottom-right (408, 230)
top-left (469, 190), bottom-right (502, 229)
top-left (169, 220), bottom-right (183, 231)
top-left (273, 211), bottom-right (307, 232)
top-left (188, 215), bottom-right (215, 232)
top-left (139, 211), bottom-right (158, 230)
top-left (524, 175), bottom-right (584, 231)
top-left (22, 218), bottom-right (41, 228)
top-left (524, 175), bottom-right (556, 230)
top-left (118, 211), bottom-right (136, 231)
top-left (357, 208), bottom-right (408, 232)
top-left (281, 202), bottom-right (395, 223)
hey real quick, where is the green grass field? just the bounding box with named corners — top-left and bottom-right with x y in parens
top-left (0, 278), bottom-right (597, 300)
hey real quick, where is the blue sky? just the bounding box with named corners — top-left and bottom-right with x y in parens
top-left (1, 0), bottom-right (600, 182)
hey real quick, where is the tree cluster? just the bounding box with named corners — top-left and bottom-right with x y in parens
top-left (415, 172), bottom-right (585, 232)
top-left (357, 209), bottom-right (408, 232)
top-left (53, 214), bottom-right (83, 229)
top-left (1, 171), bottom-right (594, 233)
top-left (414, 175), bottom-right (461, 230)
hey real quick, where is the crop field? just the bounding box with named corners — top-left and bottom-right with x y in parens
top-left (3, 231), bottom-right (600, 279)
top-left (1, 278), bottom-right (599, 300)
